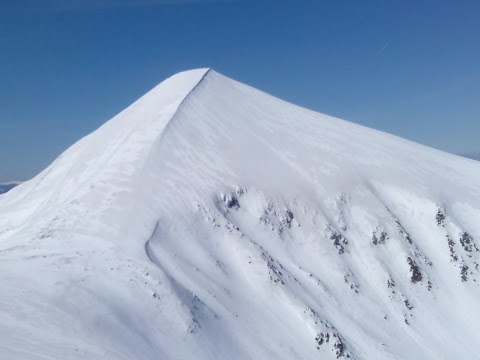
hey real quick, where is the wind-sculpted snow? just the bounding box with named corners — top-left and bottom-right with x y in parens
top-left (1, 69), bottom-right (480, 359)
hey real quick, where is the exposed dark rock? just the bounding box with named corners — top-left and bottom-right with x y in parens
top-left (436, 209), bottom-right (446, 227)
top-left (261, 250), bottom-right (285, 285)
top-left (226, 195), bottom-right (239, 209)
top-left (414, 251), bottom-right (433, 267)
top-left (447, 235), bottom-right (459, 262)
top-left (332, 334), bottom-right (347, 358)
top-left (372, 229), bottom-right (388, 245)
top-left (407, 257), bottom-right (423, 283)
top-left (387, 277), bottom-right (396, 293)
top-left (286, 209), bottom-right (294, 220)
top-left (461, 264), bottom-right (469, 282)
top-left (427, 280), bottom-right (433, 291)
top-left (282, 210), bottom-right (294, 229)
top-left (315, 332), bottom-right (350, 358)
top-left (344, 272), bottom-right (359, 294)
top-left (219, 192), bottom-right (240, 211)
top-left (459, 232), bottom-right (479, 254)
top-left (395, 220), bottom-right (413, 244)
top-left (315, 332), bottom-right (330, 346)
top-left (235, 185), bottom-right (246, 196)
top-left (328, 228), bottom-right (348, 254)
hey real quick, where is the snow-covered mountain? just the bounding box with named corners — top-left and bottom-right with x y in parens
top-left (1, 69), bottom-right (480, 360)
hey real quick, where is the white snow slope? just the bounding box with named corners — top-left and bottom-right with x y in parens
top-left (1, 69), bottom-right (480, 360)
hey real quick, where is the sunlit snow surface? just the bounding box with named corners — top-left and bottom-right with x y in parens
top-left (1, 69), bottom-right (480, 359)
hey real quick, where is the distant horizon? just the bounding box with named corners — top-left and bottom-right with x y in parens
top-left (460, 152), bottom-right (480, 161)
top-left (1, 1), bottom-right (479, 181)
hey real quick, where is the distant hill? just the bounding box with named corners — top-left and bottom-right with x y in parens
top-left (461, 152), bottom-right (480, 161)
top-left (0, 182), bottom-right (20, 195)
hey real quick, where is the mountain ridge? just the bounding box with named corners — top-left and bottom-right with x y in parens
top-left (0, 69), bottom-right (479, 360)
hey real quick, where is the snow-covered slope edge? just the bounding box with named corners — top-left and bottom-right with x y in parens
top-left (0, 68), bottom-right (211, 242)
top-left (0, 181), bottom-right (21, 195)
top-left (1, 69), bottom-right (480, 360)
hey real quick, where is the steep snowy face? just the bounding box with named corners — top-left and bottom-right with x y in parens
top-left (1, 69), bottom-right (480, 360)
top-left (0, 69), bottom-right (210, 247)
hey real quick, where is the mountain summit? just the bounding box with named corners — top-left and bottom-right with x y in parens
top-left (1, 69), bottom-right (480, 359)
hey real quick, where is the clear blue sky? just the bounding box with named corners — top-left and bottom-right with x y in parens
top-left (1, 0), bottom-right (479, 181)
